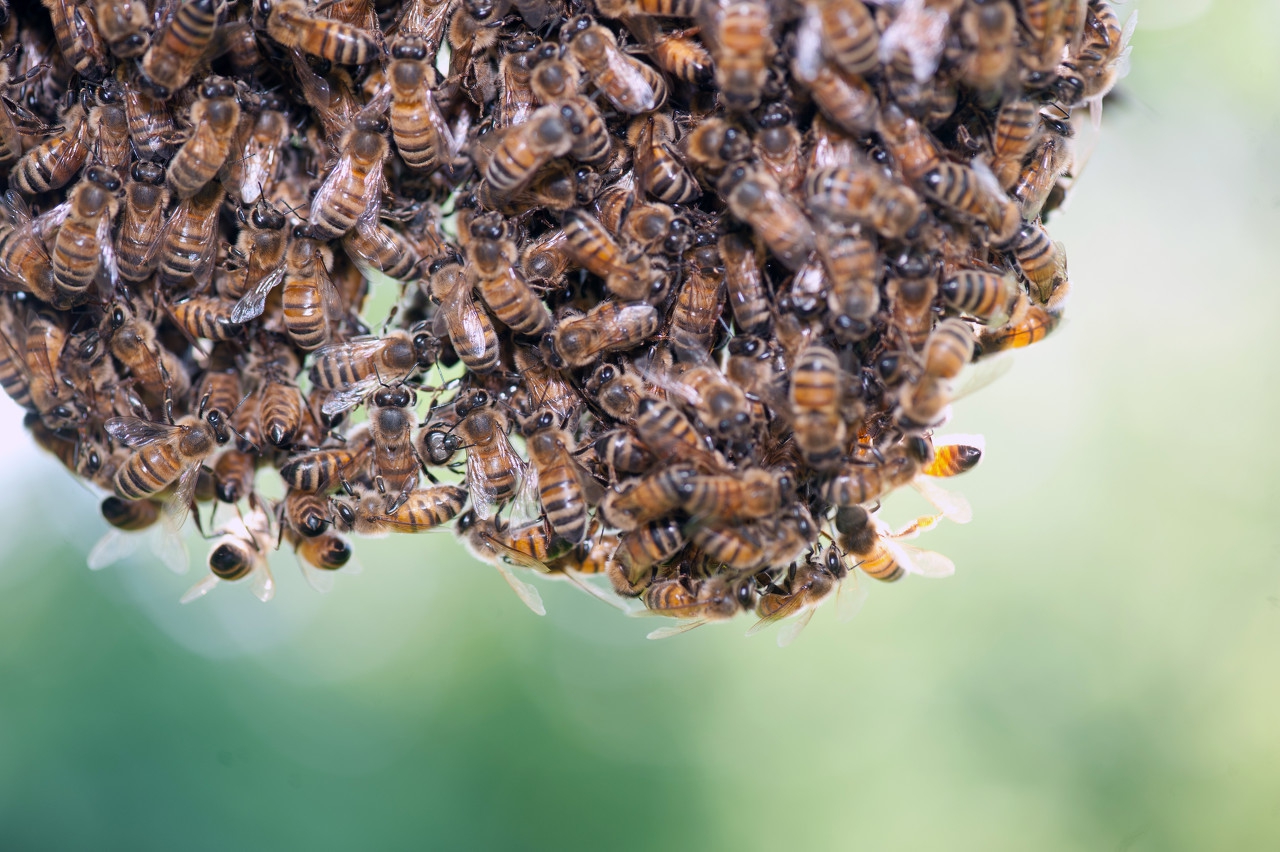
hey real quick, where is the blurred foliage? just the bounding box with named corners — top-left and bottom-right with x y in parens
top-left (3, 3), bottom-right (1280, 849)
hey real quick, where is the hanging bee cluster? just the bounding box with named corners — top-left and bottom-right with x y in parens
top-left (1, 0), bottom-right (1129, 640)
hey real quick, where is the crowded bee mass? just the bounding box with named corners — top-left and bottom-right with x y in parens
top-left (0, 0), bottom-right (1130, 641)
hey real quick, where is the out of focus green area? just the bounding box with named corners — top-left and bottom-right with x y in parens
top-left (3, 3), bottom-right (1280, 849)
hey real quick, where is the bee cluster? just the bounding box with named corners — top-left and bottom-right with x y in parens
top-left (0, 0), bottom-right (1128, 637)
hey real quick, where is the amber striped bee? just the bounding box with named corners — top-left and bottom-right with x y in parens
top-left (386, 34), bottom-right (458, 172)
top-left (10, 103), bottom-right (89, 196)
top-left (104, 414), bottom-right (222, 529)
top-left (564, 17), bottom-right (666, 115)
top-left (309, 327), bottom-right (439, 416)
top-left (305, 115), bottom-right (390, 240)
top-left (140, 0), bottom-right (222, 98)
top-left (524, 409), bottom-right (600, 544)
top-left (266, 0), bottom-right (382, 65)
top-left (333, 484), bottom-right (467, 535)
top-left (167, 80), bottom-right (240, 200)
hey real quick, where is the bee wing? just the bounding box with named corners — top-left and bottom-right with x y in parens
top-left (646, 618), bottom-right (707, 640)
top-left (250, 561), bottom-right (276, 603)
top-left (492, 560), bottom-right (546, 616)
top-left (230, 265), bottom-right (286, 323)
top-left (162, 462), bottom-right (203, 533)
top-left (307, 152), bottom-right (354, 228)
top-left (911, 476), bottom-right (972, 524)
top-left (31, 199), bottom-right (71, 240)
top-left (478, 529), bottom-right (551, 572)
top-left (322, 376), bottom-right (382, 417)
top-left (776, 606), bottom-right (816, 648)
top-left (893, 540), bottom-right (956, 579)
top-left (87, 529), bottom-right (138, 570)
top-left (950, 352), bottom-right (1014, 402)
top-left (558, 566), bottom-right (629, 612)
top-left (179, 572), bottom-right (220, 604)
top-left (149, 523), bottom-right (191, 574)
top-left (319, 265), bottom-right (345, 323)
top-left (103, 415), bottom-right (180, 447)
top-left (835, 572), bottom-right (869, 623)
top-left (745, 593), bottom-right (809, 636)
top-left (94, 214), bottom-right (120, 296)
top-left (297, 554), bottom-right (336, 593)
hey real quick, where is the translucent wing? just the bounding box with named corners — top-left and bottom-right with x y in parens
top-left (150, 524), bottom-right (191, 574)
top-left (230, 265), bottom-right (286, 323)
top-left (777, 606), bottom-right (816, 648)
top-left (250, 562), bottom-right (275, 602)
top-left (835, 571), bottom-right (868, 623)
top-left (162, 462), bottom-right (202, 533)
top-left (103, 416), bottom-right (179, 447)
top-left (307, 152), bottom-right (355, 231)
top-left (87, 529), bottom-right (137, 570)
top-left (180, 573), bottom-right (220, 604)
top-left (646, 619), bottom-right (708, 640)
top-left (94, 214), bottom-right (119, 296)
top-left (745, 593), bottom-right (808, 637)
top-left (298, 557), bottom-right (336, 593)
top-left (492, 560), bottom-right (545, 616)
top-left (911, 476), bottom-right (972, 524)
top-left (950, 352), bottom-right (1014, 402)
top-left (895, 540), bottom-right (955, 578)
top-left (557, 566), bottom-right (629, 612)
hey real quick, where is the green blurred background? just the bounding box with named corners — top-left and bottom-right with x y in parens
top-left (3, 2), bottom-right (1279, 849)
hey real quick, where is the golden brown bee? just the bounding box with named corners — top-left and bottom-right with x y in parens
top-left (633, 394), bottom-right (718, 468)
top-left (121, 74), bottom-right (177, 160)
top-left (941, 269), bottom-right (1017, 325)
top-left (525, 409), bottom-right (598, 544)
top-left (223, 93), bottom-right (290, 206)
top-left (366, 384), bottom-right (421, 503)
top-left (19, 311), bottom-right (87, 431)
top-left (961, 0), bottom-right (1016, 97)
top-left (157, 181), bottom-right (224, 289)
top-left (254, 345), bottom-right (306, 448)
top-left (688, 519), bottom-right (770, 571)
top-left (705, 0), bottom-right (775, 112)
top-left (815, 222), bottom-right (880, 338)
top-left (748, 544), bottom-right (849, 646)
top-left (563, 210), bottom-right (662, 302)
top-left (561, 97), bottom-right (613, 167)
top-left (86, 80), bottom-right (131, 173)
top-left (166, 80), bottom-right (240, 200)
top-left (183, 507), bottom-right (276, 603)
top-left (812, 0), bottom-right (879, 77)
top-left (10, 104), bottom-right (89, 195)
top-left (95, 0), bottom-right (150, 58)
top-left (595, 0), bottom-right (703, 18)
top-left (920, 435), bottom-right (984, 479)
top-left (719, 165), bottom-right (813, 271)
top-left (212, 448), bottom-right (257, 504)
top-left (454, 391), bottom-right (529, 519)
top-left (305, 115), bottom-right (389, 240)
top-left (543, 301), bottom-right (660, 370)
top-left (887, 271), bottom-right (938, 351)
top-left (642, 574), bottom-right (753, 638)
top-left (789, 343), bottom-right (846, 471)
top-left (51, 165), bottom-right (121, 306)
top-left (193, 368), bottom-right (241, 439)
top-left (496, 36), bottom-right (538, 129)
top-left (115, 162), bottom-right (169, 284)
top-left (976, 291), bottom-right (1063, 355)
top-left (796, 62), bottom-right (880, 137)
top-left (99, 495), bottom-right (163, 533)
top-left (281, 230), bottom-right (343, 351)
top-left (719, 231), bottom-right (771, 335)
top-left (681, 467), bottom-right (786, 524)
top-left (1057, 1), bottom-right (1134, 112)
top-left (990, 97), bottom-right (1042, 189)
top-left (386, 35), bottom-right (456, 171)
top-left (520, 227), bottom-right (571, 287)
top-left (599, 463), bottom-right (694, 531)
top-left (1020, 0), bottom-right (1068, 77)
top-left (280, 433), bottom-right (372, 492)
top-left (667, 238), bottom-right (726, 362)
top-left (648, 27), bottom-right (714, 86)
top-left (594, 430), bottom-right (655, 477)
top-left (294, 531), bottom-right (354, 573)
top-left (683, 116), bottom-right (752, 180)
top-left (42, 0), bottom-right (108, 81)
top-left (104, 415), bottom-right (221, 513)
top-left (1010, 122), bottom-right (1072, 220)
top-left (106, 304), bottom-right (192, 404)
top-left (454, 510), bottom-right (548, 615)
top-left (611, 518), bottom-right (686, 590)
top-left (565, 17), bottom-right (666, 115)
top-left (820, 444), bottom-right (919, 508)
top-left (428, 255), bottom-right (501, 374)
top-left (482, 103), bottom-right (580, 196)
top-left (465, 214), bottom-right (552, 337)
top-left (342, 217), bottom-right (423, 283)
top-left (281, 488), bottom-right (334, 538)
top-left (630, 113), bottom-right (699, 204)
top-left (140, 0), bottom-right (221, 98)
top-left (309, 327), bottom-right (438, 416)
top-left (169, 296), bottom-right (245, 342)
top-left (267, 0), bottom-right (382, 65)
top-left (1011, 220), bottom-right (1068, 304)
top-left (921, 318), bottom-right (976, 380)
top-left (804, 164), bottom-right (925, 241)
top-left (836, 505), bottom-right (954, 582)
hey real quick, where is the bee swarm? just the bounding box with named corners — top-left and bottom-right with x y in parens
top-left (4, 0), bottom-right (1126, 638)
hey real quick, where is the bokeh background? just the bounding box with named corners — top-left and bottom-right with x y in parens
top-left (2, 1), bottom-right (1279, 849)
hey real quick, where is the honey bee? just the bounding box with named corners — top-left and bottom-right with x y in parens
top-left (280, 431), bottom-right (372, 492)
top-left (920, 433), bottom-right (984, 479)
top-left (630, 113), bottom-right (699, 205)
top-left (633, 393), bottom-right (722, 469)
top-left (309, 327), bottom-right (439, 415)
top-left (599, 463), bottom-right (694, 531)
top-left (252, 345), bottom-right (306, 448)
top-left (333, 484), bottom-right (468, 535)
top-left (1019, 0), bottom-right (1068, 79)
top-left (342, 216), bottom-right (423, 283)
top-left (86, 80), bottom-right (131, 173)
top-left (835, 505), bottom-right (955, 583)
top-left (789, 343), bottom-right (846, 471)
top-left (280, 230), bottom-right (343, 351)
top-left (562, 97), bottom-right (613, 167)
top-left (810, 0), bottom-right (879, 77)
top-left (719, 165), bottom-right (813, 271)
top-left (594, 0), bottom-right (703, 18)
top-left (563, 210), bottom-right (662, 303)
top-left (169, 295), bottom-right (245, 342)
top-left (121, 73), bottom-right (177, 160)
top-left (641, 574), bottom-right (754, 639)
top-left (752, 104), bottom-right (805, 195)
top-left (594, 430), bottom-right (655, 477)
top-left (683, 116), bottom-right (751, 181)
top-left (564, 17), bottom-right (666, 115)
top-left (465, 214), bottom-right (552, 338)
top-left (114, 162), bottom-right (169, 284)
top-left (815, 222), bottom-right (879, 339)
top-left (704, 0), bottom-right (775, 112)
top-left (292, 531), bottom-right (356, 592)
top-left (222, 93), bottom-right (290, 206)
top-left (960, 0), bottom-right (1016, 97)
top-left (796, 61), bottom-right (880, 138)
top-left (520, 227), bottom-right (571, 287)
top-left (454, 392), bottom-right (531, 520)
top-left (266, 0), bottom-right (382, 64)
top-left (610, 517), bottom-right (686, 592)
top-left (104, 414), bottom-right (221, 529)
top-left (165, 80), bottom-right (241, 200)
top-left (898, 320), bottom-right (978, 427)
top-left (719, 231), bottom-right (771, 335)
top-left (427, 255), bottom-right (501, 374)
top-left (990, 97), bottom-right (1041, 189)
top-left (941, 269), bottom-right (1017, 324)
top-left (667, 238), bottom-right (726, 362)
top-left (364, 384), bottom-right (422, 504)
top-left (181, 507), bottom-right (276, 604)
top-left (141, 0), bottom-right (222, 98)
top-left (193, 367), bottom-right (242, 443)
top-left (976, 290), bottom-right (1063, 355)
top-left (386, 35), bottom-right (457, 171)
top-left (15, 310), bottom-right (87, 431)
top-left (42, 0), bottom-right (108, 82)
top-left (680, 467), bottom-right (786, 524)
top-left (804, 164), bottom-right (925, 241)
top-left (747, 544), bottom-right (860, 646)
top-left (93, 0), bottom-right (150, 58)
top-left (10, 103), bottom-right (89, 195)
top-left (305, 114), bottom-right (389, 240)
top-left (495, 34), bottom-right (538, 129)
top-left (544, 301), bottom-right (659, 370)
top-left (481, 103), bottom-right (580, 196)
top-left (157, 181), bottom-right (225, 289)
top-left (51, 165), bottom-right (121, 306)
top-left (1057, 1), bottom-right (1135, 120)
top-left (648, 27), bottom-right (714, 86)
top-left (525, 409), bottom-right (600, 544)
top-left (282, 488), bottom-right (333, 537)
top-left (213, 448), bottom-right (258, 504)
top-left (454, 510), bottom-right (548, 616)
top-left (1010, 122), bottom-right (1073, 220)
top-left (1011, 220), bottom-right (1068, 304)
